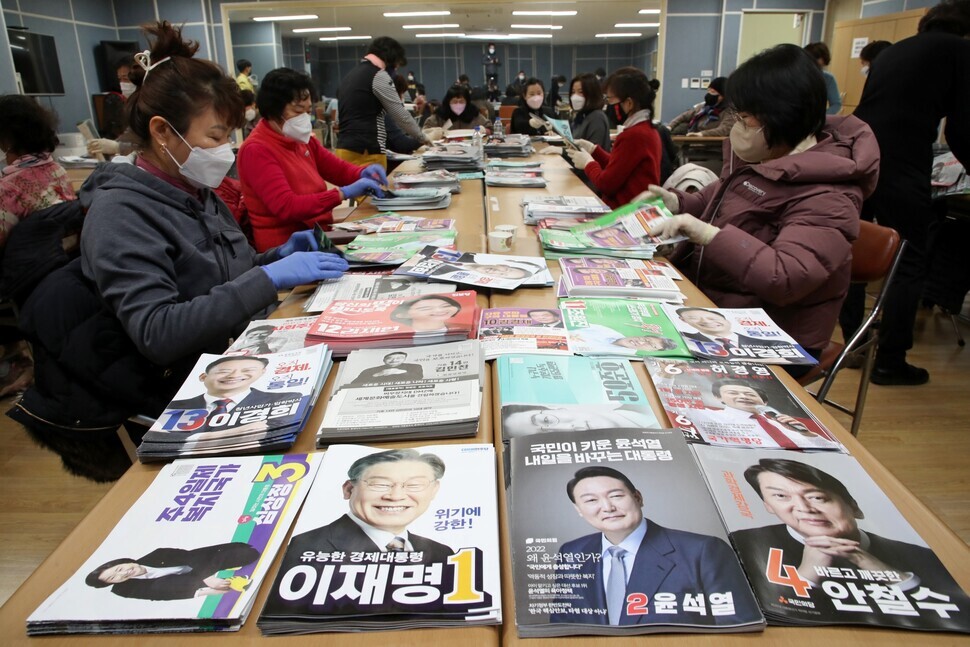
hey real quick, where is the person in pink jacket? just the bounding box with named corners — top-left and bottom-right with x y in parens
top-left (238, 68), bottom-right (387, 252)
top-left (645, 44), bottom-right (879, 378)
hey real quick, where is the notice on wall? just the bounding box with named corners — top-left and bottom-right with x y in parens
top-left (851, 36), bottom-right (869, 58)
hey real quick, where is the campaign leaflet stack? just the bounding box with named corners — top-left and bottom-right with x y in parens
top-left (538, 199), bottom-right (684, 259)
top-left (257, 443), bottom-right (502, 633)
top-left (646, 359), bottom-right (844, 452)
top-left (136, 346), bottom-right (332, 461)
top-left (305, 290), bottom-right (480, 358)
top-left (332, 212), bottom-right (457, 234)
top-left (342, 230), bottom-right (458, 266)
top-left (317, 340), bottom-right (483, 443)
top-left (225, 316), bottom-right (320, 355)
top-left (27, 454), bottom-right (321, 635)
top-left (395, 246), bottom-right (553, 291)
top-left (303, 275), bottom-right (458, 313)
top-left (560, 298), bottom-right (693, 360)
top-left (558, 257), bottom-right (685, 302)
top-left (661, 304), bottom-right (817, 366)
top-left (506, 428), bottom-right (764, 637)
top-left (692, 446), bottom-right (970, 634)
top-left (477, 307), bottom-right (572, 360)
top-left (521, 194), bottom-right (611, 225)
top-left (484, 169), bottom-right (547, 187)
top-left (369, 187), bottom-right (452, 211)
top-left (495, 354), bottom-right (660, 443)
top-left (390, 170), bottom-right (462, 194)
top-left (482, 134), bottom-right (533, 158)
top-left (421, 142), bottom-right (486, 170)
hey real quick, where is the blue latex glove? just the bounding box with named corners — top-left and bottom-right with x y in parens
top-left (360, 163), bottom-right (388, 186)
top-left (261, 252), bottom-right (349, 290)
top-left (340, 177), bottom-right (385, 200)
top-left (277, 230), bottom-right (319, 258)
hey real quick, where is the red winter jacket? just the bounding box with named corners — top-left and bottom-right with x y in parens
top-left (582, 118), bottom-right (661, 208)
top-left (669, 115), bottom-right (880, 351)
top-left (238, 120), bottom-right (364, 251)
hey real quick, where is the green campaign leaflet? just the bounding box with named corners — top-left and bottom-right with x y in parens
top-left (560, 298), bottom-right (692, 359)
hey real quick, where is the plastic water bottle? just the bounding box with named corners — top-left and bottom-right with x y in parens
top-left (472, 126), bottom-right (483, 154)
top-left (493, 117), bottom-right (505, 140)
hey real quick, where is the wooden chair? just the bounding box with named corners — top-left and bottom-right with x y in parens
top-left (498, 104), bottom-right (516, 133)
top-left (798, 220), bottom-right (905, 436)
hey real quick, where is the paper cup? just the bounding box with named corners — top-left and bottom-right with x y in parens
top-left (495, 224), bottom-right (518, 236)
top-left (488, 231), bottom-right (513, 252)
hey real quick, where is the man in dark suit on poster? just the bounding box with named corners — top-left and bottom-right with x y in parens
top-left (675, 307), bottom-right (792, 358)
top-left (734, 458), bottom-right (970, 631)
top-left (284, 448), bottom-right (453, 562)
top-left (85, 542), bottom-right (260, 601)
top-left (166, 356), bottom-right (302, 431)
top-left (550, 466), bottom-right (760, 626)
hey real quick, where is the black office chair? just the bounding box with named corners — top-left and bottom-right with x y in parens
top-left (799, 221), bottom-right (906, 436)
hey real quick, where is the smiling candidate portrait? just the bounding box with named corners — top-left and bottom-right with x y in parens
top-left (550, 466), bottom-right (760, 626)
top-left (284, 448), bottom-right (453, 562)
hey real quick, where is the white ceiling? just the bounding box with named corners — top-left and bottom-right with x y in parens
top-left (225, 1), bottom-right (662, 46)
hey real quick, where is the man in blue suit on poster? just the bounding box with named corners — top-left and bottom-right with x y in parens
top-left (550, 466), bottom-right (760, 626)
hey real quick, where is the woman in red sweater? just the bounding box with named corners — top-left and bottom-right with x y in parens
top-left (565, 67), bottom-right (661, 208)
top-left (238, 68), bottom-right (387, 251)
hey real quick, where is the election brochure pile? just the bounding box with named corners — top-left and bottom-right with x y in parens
top-left (661, 305), bottom-right (818, 366)
top-left (303, 274), bottom-right (457, 313)
top-left (477, 307), bottom-right (571, 360)
top-left (483, 133), bottom-right (533, 158)
top-left (487, 159), bottom-right (541, 170)
top-left (560, 298), bottom-right (693, 360)
top-left (369, 187), bottom-right (451, 211)
top-left (495, 354), bottom-right (660, 442)
top-left (421, 142), bottom-right (485, 171)
top-left (391, 170), bottom-right (461, 194)
top-left (28, 454), bottom-right (321, 635)
top-left (394, 246), bottom-right (552, 291)
top-left (341, 230), bottom-right (457, 266)
top-left (692, 446), bottom-right (970, 633)
top-left (521, 194), bottom-right (611, 225)
top-left (332, 212), bottom-right (456, 234)
top-left (645, 359), bottom-right (843, 451)
top-left (226, 316), bottom-right (319, 355)
top-left (538, 199), bottom-right (683, 259)
top-left (136, 346), bottom-right (332, 461)
top-left (257, 443), bottom-right (502, 633)
top-left (317, 340), bottom-right (483, 444)
top-left (506, 428), bottom-right (764, 637)
top-left (305, 290), bottom-right (480, 357)
top-left (558, 257), bottom-right (684, 302)
top-left (484, 169), bottom-right (546, 188)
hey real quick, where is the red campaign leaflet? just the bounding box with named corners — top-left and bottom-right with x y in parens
top-left (225, 316), bottom-right (320, 355)
top-left (645, 359), bottom-right (843, 451)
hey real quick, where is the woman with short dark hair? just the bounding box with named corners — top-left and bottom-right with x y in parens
top-left (0, 95), bottom-right (75, 248)
top-left (568, 73), bottom-right (610, 151)
top-left (238, 67), bottom-right (387, 251)
top-left (422, 85), bottom-right (491, 139)
top-left (644, 44), bottom-right (879, 377)
top-left (804, 42), bottom-right (842, 114)
top-left (509, 78), bottom-right (556, 136)
top-left (565, 67), bottom-right (661, 207)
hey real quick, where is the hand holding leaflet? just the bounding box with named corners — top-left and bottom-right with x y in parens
top-left (565, 147), bottom-right (593, 169)
top-left (277, 230), bottom-right (319, 257)
top-left (340, 177), bottom-right (385, 200)
top-left (360, 163), bottom-right (388, 187)
top-left (633, 183), bottom-right (681, 213)
top-left (573, 138), bottom-right (596, 153)
top-left (262, 252), bottom-right (349, 289)
top-left (648, 213), bottom-right (719, 246)
top-left (87, 138), bottom-right (119, 156)
top-left (528, 115), bottom-right (549, 131)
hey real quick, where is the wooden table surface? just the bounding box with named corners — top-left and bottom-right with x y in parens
top-left (3, 154), bottom-right (968, 646)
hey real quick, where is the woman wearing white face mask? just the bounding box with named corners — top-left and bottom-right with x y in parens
top-left (509, 78), bottom-right (556, 136)
top-left (568, 73), bottom-right (611, 152)
top-left (421, 85), bottom-right (490, 140)
top-left (73, 22), bottom-right (349, 391)
top-left (238, 67), bottom-right (388, 252)
top-left (640, 44), bottom-right (880, 378)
